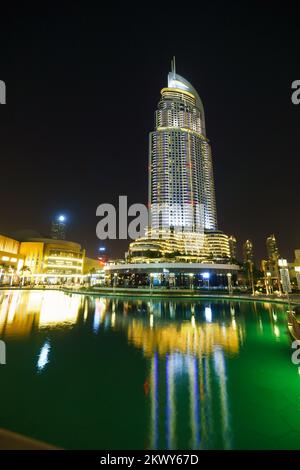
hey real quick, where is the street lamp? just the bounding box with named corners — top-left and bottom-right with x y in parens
top-left (150, 273), bottom-right (154, 290)
top-left (266, 271), bottom-right (272, 295)
top-left (202, 272), bottom-right (210, 289)
top-left (189, 272), bottom-right (194, 290)
top-left (227, 272), bottom-right (233, 295)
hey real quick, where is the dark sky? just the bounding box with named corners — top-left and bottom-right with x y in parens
top-left (0, 4), bottom-right (299, 262)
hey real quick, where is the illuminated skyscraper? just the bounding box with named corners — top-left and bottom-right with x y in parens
top-left (129, 59), bottom-right (230, 262)
top-left (228, 235), bottom-right (237, 261)
top-left (51, 215), bottom-right (66, 240)
top-left (243, 239), bottom-right (254, 265)
top-left (149, 57), bottom-right (218, 234)
top-left (266, 234), bottom-right (280, 262)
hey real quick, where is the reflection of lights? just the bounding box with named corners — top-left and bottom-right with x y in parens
top-left (7, 292), bottom-right (20, 323)
top-left (205, 307), bottom-right (212, 323)
top-left (191, 315), bottom-right (196, 328)
top-left (150, 314), bottom-right (154, 329)
top-left (93, 299), bottom-right (107, 333)
top-left (273, 313), bottom-right (277, 322)
top-left (39, 292), bottom-right (80, 326)
top-left (111, 312), bottom-right (116, 327)
top-left (214, 346), bottom-right (226, 376)
top-left (93, 311), bottom-right (100, 333)
top-left (37, 341), bottom-right (50, 371)
top-left (84, 299), bottom-right (88, 321)
top-left (274, 325), bottom-right (280, 337)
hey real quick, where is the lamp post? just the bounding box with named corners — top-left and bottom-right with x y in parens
top-left (10, 268), bottom-right (14, 286)
top-left (249, 261), bottom-right (255, 295)
top-left (202, 272), bottom-right (210, 290)
top-left (266, 271), bottom-right (272, 295)
top-left (189, 273), bottom-right (194, 290)
top-left (150, 273), bottom-right (154, 291)
top-left (227, 272), bottom-right (233, 295)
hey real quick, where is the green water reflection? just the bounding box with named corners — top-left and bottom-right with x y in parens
top-left (0, 289), bottom-right (299, 450)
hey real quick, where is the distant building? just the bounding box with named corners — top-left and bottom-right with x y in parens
top-left (51, 215), bottom-right (67, 240)
top-left (288, 249), bottom-right (300, 289)
top-left (19, 238), bottom-right (84, 275)
top-left (228, 235), bottom-right (237, 261)
top-left (243, 240), bottom-right (254, 265)
top-left (266, 234), bottom-right (280, 262)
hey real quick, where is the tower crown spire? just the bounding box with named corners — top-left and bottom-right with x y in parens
top-left (171, 56), bottom-right (176, 78)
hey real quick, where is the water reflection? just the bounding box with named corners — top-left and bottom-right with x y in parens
top-left (37, 340), bottom-right (51, 371)
top-left (0, 290), bottom-right (289, 449)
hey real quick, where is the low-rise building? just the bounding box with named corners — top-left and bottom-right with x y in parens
top-left (0, 233), bottom-right (101, 284)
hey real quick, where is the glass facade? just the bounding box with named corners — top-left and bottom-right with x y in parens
top-left (149, 69), bottom-right (218, 234)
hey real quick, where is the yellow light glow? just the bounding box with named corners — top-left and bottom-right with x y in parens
top-left (46, 256), bottom-right (83, 263)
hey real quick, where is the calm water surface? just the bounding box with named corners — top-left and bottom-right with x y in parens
top-left (0, 289), bottom-right (299, 450)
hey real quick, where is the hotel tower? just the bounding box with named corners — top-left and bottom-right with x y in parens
top-left (149, 57), bottom-right (217, 234)
top-left (129, 59), bottom-right (230, 262)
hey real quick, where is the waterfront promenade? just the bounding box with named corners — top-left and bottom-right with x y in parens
top-left (1, 285), bottom-right (300, 307)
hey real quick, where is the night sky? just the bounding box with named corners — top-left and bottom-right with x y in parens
top-left (0, 5), bottom-right (299, 262)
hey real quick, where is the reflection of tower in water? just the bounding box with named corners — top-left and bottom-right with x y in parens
top-left (148, 347), bottom-right (232, 450)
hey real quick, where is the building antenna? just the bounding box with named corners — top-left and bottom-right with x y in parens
top-left (171, 56), bottom-right (176, 78)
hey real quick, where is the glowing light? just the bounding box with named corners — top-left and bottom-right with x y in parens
top-left (44, 264), bottom-right (82, 270)
top-left (202, 272), bottom-right (210, 279)
top-left (168, 79), bottom-right (190, 90)
top-left (205, 306), bottom-right (212, 323)
top-left (99, 246), bottom-right (106, 252)
top-left (58, 215), bottom-right (65, 222)
top-left (37, 341), bottom-right (51, 371)
top-left (93, 311), bottom-right (100, 333)
top-left (278, 258), bottom-right (288, 267)
top-left (46, 256), bottom-right (83, 262)
top-left (274, 325), bottom-right (280, 337)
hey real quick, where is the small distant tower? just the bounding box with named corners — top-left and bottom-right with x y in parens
top-left (228, 235), bottom-right (237, 261)
top-left (266, 234), bottom-right (280, 262)
top-left (243, 239), bottom-right (254, 265)
top-left (51, 215), bottom-right (67, 240)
